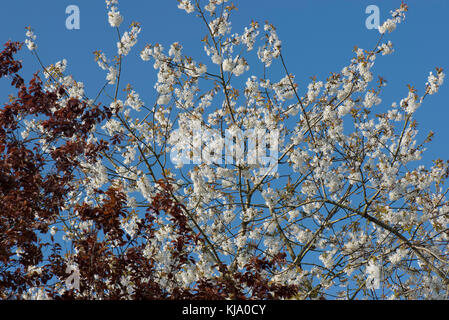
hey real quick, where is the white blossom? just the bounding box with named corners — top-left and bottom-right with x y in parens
top-left (108, 6), bottom-right (123, 27)
top-left (178, 0), bottom-right (195, 14)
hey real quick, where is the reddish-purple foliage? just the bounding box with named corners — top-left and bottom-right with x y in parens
top-left (0, 41), bottom-right (298, 300)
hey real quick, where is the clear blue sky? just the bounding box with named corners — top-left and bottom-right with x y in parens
top-left (1, 0), bottom-right (448, 163)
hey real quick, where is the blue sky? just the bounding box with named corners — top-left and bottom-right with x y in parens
top-left (1, 0), bottom-right (448, 163)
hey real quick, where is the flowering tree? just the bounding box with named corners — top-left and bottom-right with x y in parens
top-left (1, 0), bottom-right (448, 300)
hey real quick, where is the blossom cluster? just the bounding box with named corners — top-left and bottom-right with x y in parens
top-left (7, 0), bottom-right (449, 300)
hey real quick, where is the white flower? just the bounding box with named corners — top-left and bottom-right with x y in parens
top-left (125, 90), bottom-right (143, 111)
top-left (426, 69), bottom-right (445, 95)
top-left (306, 81), bottom-right (323, 102)
top-left (50, 226), bottom-right (57, 236)
top-left (379, 19), bottom-right (396, 34)
top-left (241, 23), bottom-right (260, 51)
top-left (121, 214), bottom-right (139, 238)
top-left (222, 58), bottom-right (234, 72)
top-left (273, 75), bottom-right (295, 101)
top-left (389, 248), bottom-right (408, 265)
top-left (378, 4), bottom-right (407, 34)
top-left (79, 220), bottom-right (93, 233)
top-left (364, 91), bottom-right (381, 109)
top-left (140, 45), bottom-right (152, 61)
top-left (204, 1), bottom-right (216, 14)
top-left (122, 145), bottom-right (137, 165)
top-left (400, 91), bottom-right (421, 114)
top-left (338, 99), bottom-right (354, 117)
top-left (137, 175), bottom-right (154, 202)
top-left (196, 63), bottom-right (207, 75)
top-left (108, 7), bottom-right (123, 27)
top-left (118, 24), bottom-right (141, 56)
top-left (16, 247), bottom-right (24, 257)
top-left (67, 79), bottom-right (85, 99)
top-left (25, 39), bottom-right (37, 51)
top-left (105, 0), bottom-right (119, 6)
top-left (178, 0), bottom-right (195, 13)
top-left (127, 196), bottom-right (137, 209)
top-left (211, 52), bottom-right (223, 65)
top-left (110, 99), bottom-right (124, 113)
top-left (348, 171), bottom-right (361, 185)
top-left (27, 265), bottom-right (43, 275)
top-left (378, 41), bottom-right (394, 55)
top-left (106, 66), bottom-right (117, 84)
top-left (257, 23), bottom-right (281, 67)
top-left (25, 30), bottom-right (36, 40)
top-left (157, 94), bottom-right (171, 105)
top-left (232, 58), bottom-right (249, 76)
top-left (21, 130), bottom-right (30, 140)
top-left (208, 14), bottom-right (231, 36)
top-left (169, 42), bottom-right (182, 62)
top-left (319, 250), bottom-right (336, 269)
top-left (25, 28), bottom-right (37, 51)
top-left (84, 160), bottom-right (108, 189)
top-left (102, 118), bottom-right (123, 135)
top-left (22, 287), bottom-right (49, 300)
top-left (95, 52), bottom-right (108, 70)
